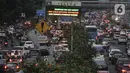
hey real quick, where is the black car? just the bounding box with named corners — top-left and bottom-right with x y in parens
top-left (116, 58), bottom-right (130, 73)
top-left (110, 51), bottom-right (125, 64)
top-left (0, 60), bottom-right (8, 72)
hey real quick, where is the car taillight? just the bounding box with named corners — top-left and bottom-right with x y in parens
top-left (122, 69), bottom-right (126, 72)
top-left (35, 63), bottom-right (38, 66)
top-left (129, 65), bottom-right (130, 67)
top-left (9, 59), bottom-right (12, 62)
top-left (20, 59), bottom-right (22, 62)
top-left (16, 66), bottom-right (19, 69)
top-left (4, 66), bottom-right (7, 69)
top-left (96, 36), bottom-right (98, 40)
top-left (5, 42), bottom-right (8, 44)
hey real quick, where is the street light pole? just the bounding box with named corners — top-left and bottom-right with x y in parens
top-left (71, 19), bottom-right (74, 51)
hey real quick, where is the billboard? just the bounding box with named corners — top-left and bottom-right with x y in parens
top-left (47, 8), bottom-right (80, 16)
top-left (51, 1), bottom-right (81, 6)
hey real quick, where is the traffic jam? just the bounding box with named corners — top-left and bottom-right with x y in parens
top-left (0, 18), bottom-right (70, 73)
top-left (83, 9), bottom-right (130, 73)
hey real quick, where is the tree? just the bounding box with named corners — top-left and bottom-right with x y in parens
top-left (62, 24), bottom-right (97, 73)
top-left (22, 24), bottom-right (98, 73)
top-left (0, 0), bottom-right (43, 24)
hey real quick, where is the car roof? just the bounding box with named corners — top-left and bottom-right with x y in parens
top-left (93, 54), bottom-right (105, 61)
top-left (7, 62), bottom-right (20, 64)
top-left (118, 58), bottom-right (129, 61)
top-left (25, 41), bottom-right (32, 42)
top-left (111, 49), bottom-right (120, 51)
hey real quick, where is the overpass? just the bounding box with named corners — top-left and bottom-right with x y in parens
top-left (45, 1), bottom-right (130, 9)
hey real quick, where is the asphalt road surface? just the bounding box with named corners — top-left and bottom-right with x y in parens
top-left (104, 37), bottom-right (129, 73)
top-left (27, 29), bottom-right (55, 64)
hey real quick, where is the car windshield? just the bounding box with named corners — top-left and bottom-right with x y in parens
top-left (119, 60), bottom-right (130, 66)
top-left (95, 60), bottom-right (106, 65)
top-left (86, 28), bottom-right (97, 32)
top-left (26, 42), bottom-right (32, 44)
top-left (30, 51), bottom-right (39, 56)
top-left (13, 47), bottom-right (23, 50)
top-left (7, 63), bottom-right (16, 67)
top-left (40, 49), bottom-right (49, 56)
top-left (120, 36), bottom-right (126, 39)
top-left (113, 52), bottom-right (124, 57)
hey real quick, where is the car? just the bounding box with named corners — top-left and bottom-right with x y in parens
top-left (26, 49), bottom-right (40, 62)
top-left (24, 41), bottom-right (34, 49)
top-left (126, 42), bottom-right (130, 55)
top-left (127, 29), bottom-right (130, 39)
top-left (0, 60), bottom-right (8, 72)
top-left (6, 62), bottom-right (21, 72)
top-left (51, 36), bottom-right (59, 44)
top-left (102, 41), bottom-right (110, 51)
top-left (39, 49), bottom-right (50, 56)
top-left (97, 71), bottom-right (110, 73)
top-left (93, 54), bottom-right (108, 70)
top-left (120, 30), bottom-right (127, 36)
top-left (37, 36), bottom-right (50, 46)
top-left (92, 44), bottom-right (105, 53)
top-left (3, 38), bottom-right (8, 47)
top-left (113, 32), bottom-right (120, 40)
top-left (110, 52), bottom-right (125, 64)
top-left (12, 46), bottom-right (30, 56)
top-left (11, 50), bottom-right (22, 57)
top-left (20, 36), bottom-right (28, 41)
top-left (108, 49), bottom-right (121, 58)
top-left (8, 56), bottom-right (23, 62)
top-left (115, 58), bottom-right (130, 73)
top-left (118, 35), bottom-right (128, 44)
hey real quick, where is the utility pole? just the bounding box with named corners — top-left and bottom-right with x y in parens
top-left (71, 19), bottom-right (74, 51)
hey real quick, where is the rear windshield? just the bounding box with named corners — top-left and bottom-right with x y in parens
top-left (7, 63), bottom-right (17, 66)
top-left (26, 42), bottom-right (32, 44)
top-left (30, 51), bottom-right (39, 56)
top-left (120, 36), bottom-right (126, 39)
top-left (95, 60), bottom-right (106, 65)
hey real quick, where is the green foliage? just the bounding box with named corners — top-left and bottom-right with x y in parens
top-left (23, 24), bottom-right (98, 73)
top-left (62, 24), bottom-right (97, 73)
top-left (0, 0), bottom-right (43, 24)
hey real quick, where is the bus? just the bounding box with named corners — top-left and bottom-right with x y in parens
top-left (85, 25), bottom-right (98, 41)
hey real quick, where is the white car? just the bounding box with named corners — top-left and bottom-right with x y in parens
top-left (127, 48), bottom-right (130, 56)
top-left (108, 49), bottom-right (121, 58)
top-left (127, 33), bottom-right (130, 39)
top-left (118, 36), bottom-right (127, 44)
top-left (24, 41), bottom-right (34, 49)
top-left (113, 32), bottom-right (120, 39)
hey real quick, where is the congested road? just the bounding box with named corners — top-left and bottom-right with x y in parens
top-left (27, 29), bottom-right (55, 63)
top-left (106, 39), bottom-right (126, 73)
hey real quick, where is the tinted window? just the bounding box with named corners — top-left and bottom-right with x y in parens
top-left (86, 28), bottom-right (97, 32)
top-left (40, 50), bottom-right (49, 56)
top-left (26, 42), bottom-right (32, 44)
top-left (30, 51), bottom-right (39, 56)
top-left (7, 63), bottom-right (16, 66)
